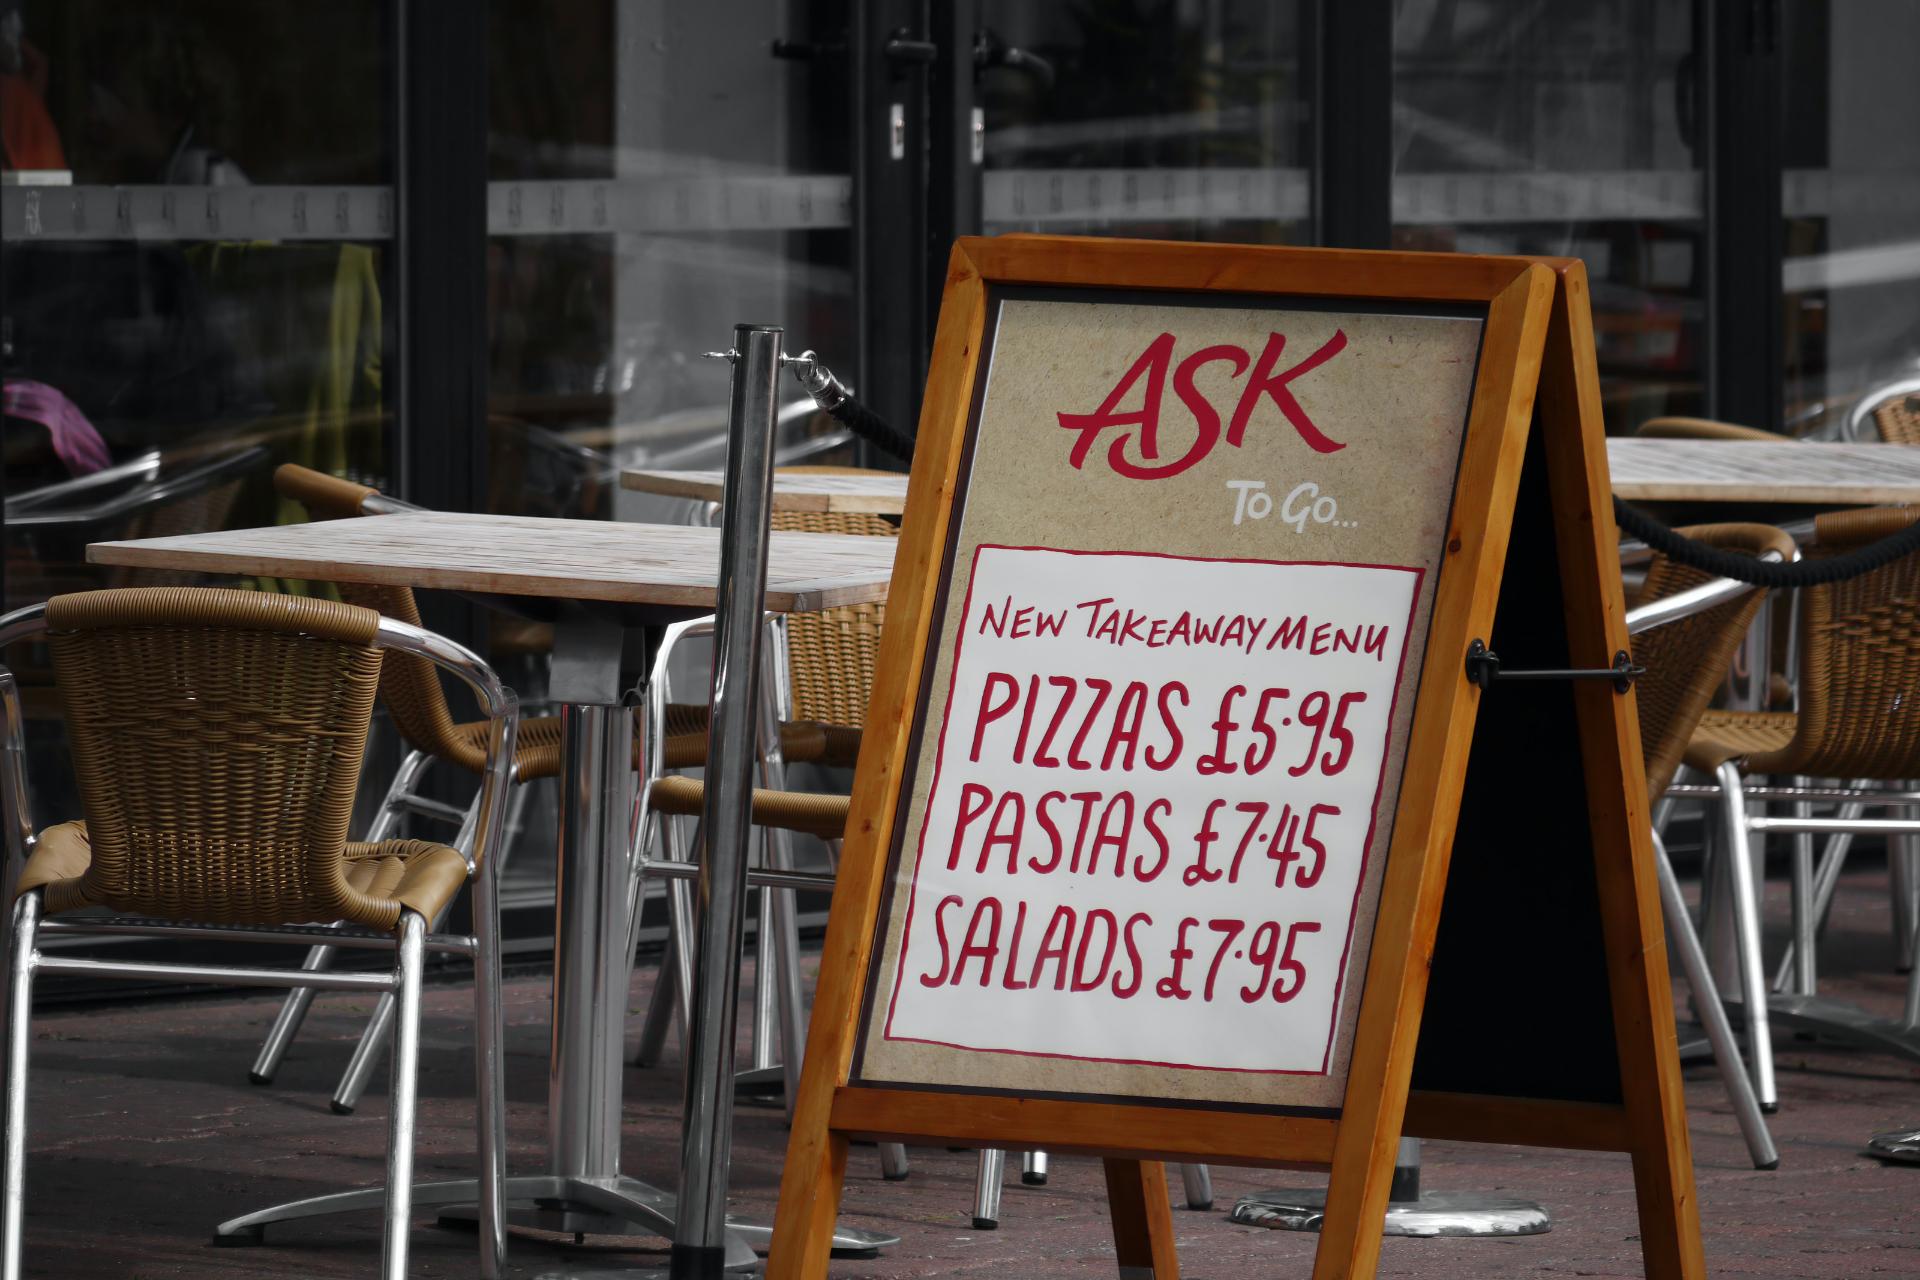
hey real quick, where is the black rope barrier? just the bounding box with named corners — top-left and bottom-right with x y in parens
top-left (787, 351), bottom-right (917, 464)
top-left (1615, 496), bottom-right (1920, 588)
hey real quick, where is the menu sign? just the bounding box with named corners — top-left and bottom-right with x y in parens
top-left (856, 289), bottom-right (1485, 1110)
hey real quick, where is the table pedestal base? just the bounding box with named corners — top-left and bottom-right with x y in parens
top-left (1230, 1187), bottom-right (1551, 1237)
top-left (1867, 1127), bottom-right (1920, 1164)
top-left (214, 1173), bottom-right (897, 1268)
top-left (1740, 993), bottom-right (1920, 1063)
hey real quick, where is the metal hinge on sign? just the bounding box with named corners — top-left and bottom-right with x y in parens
top-left (1464, 638), bottom-right (1642, 694)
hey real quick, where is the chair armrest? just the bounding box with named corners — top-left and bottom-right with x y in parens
top-left (374, 618), bottom-right (519, 878)
top-left (1624, 548), bottom-right (1788, 636)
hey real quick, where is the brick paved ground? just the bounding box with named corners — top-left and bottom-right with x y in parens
top-left (12, 862), bottom-right (1920, 1279)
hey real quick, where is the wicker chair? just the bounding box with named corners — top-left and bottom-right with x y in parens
top-left (1630, 523), bottom-right (1794, 1170)
top-left (1635, 416), bottom-right (1781, 441)
top-left (1677, 507), bottom-right (1920, 1111)
top-left (0, 587), bottom-right (518, 1279)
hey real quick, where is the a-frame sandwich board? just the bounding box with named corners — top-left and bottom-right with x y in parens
top-left (765, 237), bottom-right (1703, 1280)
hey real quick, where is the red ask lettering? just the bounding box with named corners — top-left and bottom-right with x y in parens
top-left (1056, 328), bottom-right (1349, 480)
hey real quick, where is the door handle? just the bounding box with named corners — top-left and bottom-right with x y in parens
top-left (975, 28), bottom-right (1055, 88)
top-left (884, 29), bottom-right (938, 66)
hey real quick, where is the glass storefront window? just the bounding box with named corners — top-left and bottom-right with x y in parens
top-left (979, 0), bottom-right (1310, 245)
top-left (1392, 0), bottom-right (1703, 435)
top-left (2, 0), bottom-right (395, 833)
top-left (3, 0), bottom-right (394, 615)
top-left (486, 0), bottom-right (858, 530)
top-left (1780, 0), bottom-right (1920, 438)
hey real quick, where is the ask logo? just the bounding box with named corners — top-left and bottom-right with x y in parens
top-left (1056, 330), bottom-right (1350, 481)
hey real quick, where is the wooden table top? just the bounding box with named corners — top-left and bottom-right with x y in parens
top-left (88, 512), bottom-right (897, 613)
top-left (620, 468), bottom-right (910, 515)
top-left (1608, 439), bottom-right (1920, 505)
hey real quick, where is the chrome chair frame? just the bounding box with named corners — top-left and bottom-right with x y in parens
top-left (0, 601), bottom-right (519, 1280)
top-left (1629, 565), bottom-right (1783, 1169)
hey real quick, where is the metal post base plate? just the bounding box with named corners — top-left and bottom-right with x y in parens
top-left (213, 1172), bottom-right (897, 1269)
top-left (1231, 1188), bottom-right (1551, 1238)
top-left (1867, 1127), bottom-right (1920, 1164)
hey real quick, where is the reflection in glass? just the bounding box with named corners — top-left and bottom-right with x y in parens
top-left (4, 0), bottom-right (393, 618)
top-left (1393, 0), bottom-right (1702, 434)
top-left (485, 0), bottom-right (857, 527)
top-left (1781, 0), bottom-right (1920, 438)
top-left (980, 0), bottom-right (1309, 245)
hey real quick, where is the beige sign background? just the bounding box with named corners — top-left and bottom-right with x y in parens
top-left (855, 290), bottom-right (1484, 1110)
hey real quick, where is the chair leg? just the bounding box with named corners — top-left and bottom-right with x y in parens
top-left (331, 993), bottom-right (397, 1115)
top-left (380, 910), bottom-right (427, 1280)
top-left (1904, 906), bottom-right (1920, 1032)
top-left (634, 937), bottom-right (680, 1067)
top-left (249, 751), bottom-right (435, 1086)
top-left (1892, 810), bottom-right (1918, 974)
top-left (1654, 831), bottom-right (1779, 1169)
top-left (332, 885), bottom-right (470, 1114)
top-left (972, 1149), bottom-right (1005, 1230)
top-left (1178, 1161), bottom-right (1214, 1209)
top-left (2, 893), bottom-right (43, 1280)
top-left (1715, 762), bottom-right (1778, 1112)
top-left (1789, 777), bottom-right (1817, 996)
top-left (878, 1142), bottom-right (911, 1180)
top-left (1772, 780), bottom-right (1870, 992)
top-left (1021, 1150), bottom-right (1048, 1186)
top-left (470, 847), bottom-right (509, 1277)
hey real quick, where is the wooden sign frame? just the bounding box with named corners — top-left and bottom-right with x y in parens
top-left (767, 239), bottom-right (1702, 1279)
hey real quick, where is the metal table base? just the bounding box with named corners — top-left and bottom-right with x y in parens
top-left (1727, 994), bottom-right (1920, 1065)
top-left (1230, 1188), bottom-right (1552, 1237)
top-left (1867, 1127), bottom-right (1920, 1164)
top-left (1228, 1139), bottom-right (1550, 1240)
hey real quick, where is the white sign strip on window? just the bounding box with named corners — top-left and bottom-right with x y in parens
top-left (984, 168), bottom-right (1311, 227)
top-left (486, 176), bottom-right (853, 237)
top-left (2, 185), bottom-right (394, 242)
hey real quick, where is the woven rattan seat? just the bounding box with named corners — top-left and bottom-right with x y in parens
top-left (648, 773), bottom-right (850, 839)
top-left (1682, 710), bottom-right (1798, 775)
top-left (1681, 507), bottom-right (1920, 779)
top-left (20, 821), bottom-right (468, 928)
top-left (1633, 524), bottom-right (1797, 798)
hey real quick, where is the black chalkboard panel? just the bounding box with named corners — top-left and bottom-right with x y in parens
top-left (1411, 420), bottom-right (1624, 1106)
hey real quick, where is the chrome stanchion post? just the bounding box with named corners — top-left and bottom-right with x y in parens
top-left (672, 325), bottom-right (783, 1279)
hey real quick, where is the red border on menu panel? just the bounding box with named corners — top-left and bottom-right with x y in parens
top-left (880, 543), bottom-right (1428, 1077)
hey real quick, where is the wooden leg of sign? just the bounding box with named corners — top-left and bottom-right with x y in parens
top-left (1102, 1159), bottom-right (1180, 1280)
top-left (1536, 259), bottom-right (1705, 1280)
top-left (1310, 262), bottom-right (1558, 1280)
top-left (765, 1127), bottom-right (850, 1280)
